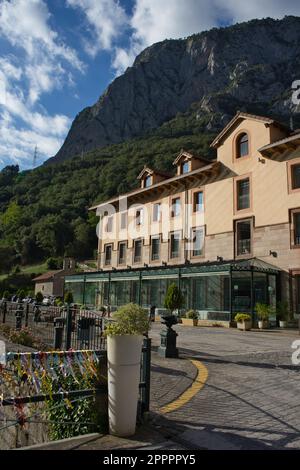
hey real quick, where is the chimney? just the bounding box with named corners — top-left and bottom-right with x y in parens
top-left (63, 257), bottom-right (76, 271)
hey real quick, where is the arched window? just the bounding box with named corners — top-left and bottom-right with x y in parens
top-left (236, 133), bottom-right (249, 158)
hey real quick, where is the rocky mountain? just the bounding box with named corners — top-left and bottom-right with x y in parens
top-left (49, 16), bottom-right (300, 164)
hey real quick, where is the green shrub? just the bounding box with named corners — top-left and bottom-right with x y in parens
top-left (0, 324), bottom-right (11, 337)
top-left (255, 303), bottom-right (273, 320)
top-left (105, 303), bottom-right (150, 336)
top-left (64, 291), bottom-right (73, 305)
top-left (234, 313), bottom-right (251, 323)
top-left (164, 283), bottom-right (184, 314)
top-left (17, 289), bottom-right (26, 299)
top-left (9, 327), bottom-right (35, 347)
top-left (35, 291), bottom-right (43, 303)
top-left (186, 310), bottom-right (198, 320)
top-left (2, 290), bottom-right (10, 300)
top-left (276, 301), bottom-right (290, 321)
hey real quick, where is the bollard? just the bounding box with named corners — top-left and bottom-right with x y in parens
top-left (158, 314), bottom-right (178, 358)
top-left (2, 301), bottom-right (7, 324)
top-left (25, 303), bottom-right (29, 327)
top-left (54, 317), bottom-right (64, 350)
top-left (15, 304), bottom-right (24, 331)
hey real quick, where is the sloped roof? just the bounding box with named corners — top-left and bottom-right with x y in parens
top-left (173, 149), bottom-right (211, 166)
top-left (211, 111), bottom-right (288, 148)
top-left (137, 166), bottom-right (171, 180)
top-left (33, 270), bottom-right (63, 282)
top-left (258, 132), bottom-right (300, 155)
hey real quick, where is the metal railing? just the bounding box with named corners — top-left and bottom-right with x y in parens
top-left (0, 302), bottom-right (109, 351)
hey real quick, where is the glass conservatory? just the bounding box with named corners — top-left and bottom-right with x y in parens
top-left (65, 258), bottom-right (280, 323)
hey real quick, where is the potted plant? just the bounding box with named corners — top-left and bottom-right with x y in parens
top-left (105, 303), bottom-right (150, 437)
top-left (234, 313), bottom-right (252, 331)
top-left (182, 310), bottom-right (198, 326)
top-left (276, 301), bottom-right (289, 328)
top-left (164, 283), bottom-right (184, 318)
top-left (255, 303), bottom-right (272, 329)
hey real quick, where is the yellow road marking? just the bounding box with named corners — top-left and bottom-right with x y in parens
top-left (159, 359), bottom-right (208, 414)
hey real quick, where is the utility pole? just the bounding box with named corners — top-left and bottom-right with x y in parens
top-left (33, 145), bottom-right (38, 168)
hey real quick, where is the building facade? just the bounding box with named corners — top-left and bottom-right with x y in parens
top-left (65, 112), bottom-right (300, 324)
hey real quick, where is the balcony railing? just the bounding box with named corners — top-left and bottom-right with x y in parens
top-left (237, 239), bottom-right (251, 255)
top-left (295, 235), bottom-right (300, 246)
top-left (134, 255), bottom-right (142, 263)
top-left (171, 251), bottom-right (180, 259)
top-left (151, 253), bottom-right (160, 261)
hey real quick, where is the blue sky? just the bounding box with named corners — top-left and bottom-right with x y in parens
top-left (0, 0), bottom-right (300, 170)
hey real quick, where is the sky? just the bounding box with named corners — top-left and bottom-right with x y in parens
top-left (0, 0), bottom-right (300, 170)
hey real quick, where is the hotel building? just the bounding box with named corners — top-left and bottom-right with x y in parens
top-left (65, 112), bottom-right (300, 325)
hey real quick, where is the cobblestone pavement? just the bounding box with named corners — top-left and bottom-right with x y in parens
top-left (149, 323), bottom-right (300, 450)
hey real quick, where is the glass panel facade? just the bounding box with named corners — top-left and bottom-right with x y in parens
top-left (141, 277), bottom-right (177, 308)
top-left (84, 282), bottom-right (98, 307)
top-left (232, 271), bottom-right (251, 313)
top-left (65, 281), bottom-right (84, 305)
top-left (181, 275), bottom-right (230, 315)
top-left (65, 263), bottom-right (279, 321)
top-left (110, 280), bottom-right (139, 307)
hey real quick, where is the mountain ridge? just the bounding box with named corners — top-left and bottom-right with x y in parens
top-left (48, 15), bottom-right (300, 165)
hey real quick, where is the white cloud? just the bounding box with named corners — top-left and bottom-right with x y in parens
top-left (0, 0), bottom-right (83, 168)
top-left (110, 0), bottom-right (300, 74)
top-left (66, 0), bottom-right (129, 56)
top-left (219, 0), bottom-right (300, 23)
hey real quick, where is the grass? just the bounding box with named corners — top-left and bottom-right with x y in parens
top-left (0, 262), bottom-right (48, 280)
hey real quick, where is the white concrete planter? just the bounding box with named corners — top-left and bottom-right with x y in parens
top-left (237, 320), bottom-right (252, 331)
top-left (258, 320), bottom-right (269, 329)
top-left (279, 321), bottom-right (287, 328)
top-left (107, 335), bottom-right (143, 437)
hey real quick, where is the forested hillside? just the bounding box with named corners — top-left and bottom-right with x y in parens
top-left (0, 121), bottom-right (215, 273)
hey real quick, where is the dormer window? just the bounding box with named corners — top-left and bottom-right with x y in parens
top-left (181, 161), bottom-right (190, 174)
top-left (144, 175), bottom-right (152, 187)
top-left (236, 133), bottom-right (249, 158)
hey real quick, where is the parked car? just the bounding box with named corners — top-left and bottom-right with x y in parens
top-left (42, 297), bottom-right (51, 306)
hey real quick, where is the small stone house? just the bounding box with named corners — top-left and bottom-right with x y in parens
top-left (33, 258), bottom-right (76, 297)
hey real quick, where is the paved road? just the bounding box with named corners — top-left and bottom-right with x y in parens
top-left (149, 323), bottom-right (300, 450)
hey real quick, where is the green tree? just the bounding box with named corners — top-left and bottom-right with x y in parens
top-left (36, 291), bottom-right (43, 303)
top-left (164, 283), bottom-right (184, 314)
top-left (64, 291), bottom-right (73, 304)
